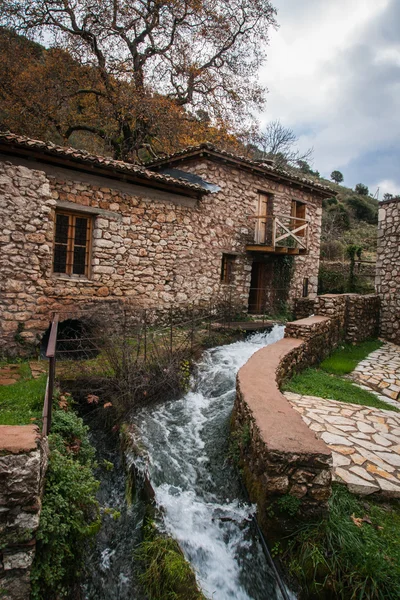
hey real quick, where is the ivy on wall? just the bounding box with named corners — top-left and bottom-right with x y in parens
top-left (272, 256), bottom-right (295, 315)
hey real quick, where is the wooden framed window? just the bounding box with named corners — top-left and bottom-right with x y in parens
top-left (53, 211), bottom-right (92, 277)
top-left (221, 254), bottom-right (236, 284)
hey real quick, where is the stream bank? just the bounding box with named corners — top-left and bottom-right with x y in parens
top-left (80, 326), bottom-right (293, 600)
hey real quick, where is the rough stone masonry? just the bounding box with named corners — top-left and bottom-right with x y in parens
top-left (376, 196), bottom-right (400, 345)
top-left (0, 135), bottom-right (334, 355)
top-left (0, 426), bottom-right (48, 600)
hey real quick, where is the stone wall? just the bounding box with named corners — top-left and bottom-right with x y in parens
top-left (376, 198), bottom-right (400, 344)
top-left (346, 294), bottom-right (380, 343)
top-left (232, 297), bottom-right (381, 532)
top-left (176, 159), bottom-right (323, 304)
top-left (294, 293), bottom-right (380, 344)
top-left (0, 155), bottom-right (324, 355)
top-left (232, 322), bottom-right (333, 533)
top-left (0, 426), bottom-right (48, 600)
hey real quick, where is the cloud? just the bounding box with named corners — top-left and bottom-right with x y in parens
top-left (260, 0), bottom-right (400, 190)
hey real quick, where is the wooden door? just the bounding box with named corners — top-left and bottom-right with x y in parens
top-left (248, 261), bottom-right (273, 313)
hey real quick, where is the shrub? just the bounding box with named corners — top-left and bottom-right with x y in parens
top-left (30, 404), bottom-right (100, 599)
top-left (347, 196), bottom-right (377, 224)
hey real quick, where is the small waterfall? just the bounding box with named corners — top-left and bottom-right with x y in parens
top-left (133, 325), bottom-right (288, 600)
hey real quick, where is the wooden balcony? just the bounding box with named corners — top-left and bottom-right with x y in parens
top-left (246, 214), bottom-right (309, 255)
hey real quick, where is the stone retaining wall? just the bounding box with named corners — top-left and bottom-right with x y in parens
top-left (232, 297), bottom-right (380, 531)
top-left (0, 426), bottom-right (48, 600)
top-left (232, 326), bottom-right (333, 533)
top-left (294, 293), bottom-right (380, 344)
top-left (376, 198), bottom-right (400, 344)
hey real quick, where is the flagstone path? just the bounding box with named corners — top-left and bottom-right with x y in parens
top-left (0, 364), bottom-right (21, 386)
top-left (285, 391), bottom-right (400, 496)
top-left (352, 342), bottom-right (400, 401)
top-left (0, 361), bottom-right (47, 386)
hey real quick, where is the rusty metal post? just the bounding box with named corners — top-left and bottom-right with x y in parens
top-left (170, 307), bottom-right (173, 354)
top-left (190, 304), bottom-right (195, 354)
top-left (46, 355), bottom-right (56, 436)
top-left (208, 300), bottom-right (212, 339)
top-left (144, 309), bottom-right (147, 364)
top-left (44, 313), bottom-right (59, 436)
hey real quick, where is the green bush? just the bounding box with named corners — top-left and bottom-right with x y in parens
top-left (318, 265), bottom-right (347, 294)
top-left (31, 404), bottom-right (100, 599)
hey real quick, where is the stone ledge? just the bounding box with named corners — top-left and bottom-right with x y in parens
top-left (237, 338), bottom-right (330, 457)
top-left (0, 426), bottom-right (40, 455)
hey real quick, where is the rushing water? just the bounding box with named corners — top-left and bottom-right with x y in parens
top-left (132, 325), bottom-right (287, 600)
top-left (82, 427), bottom-right (146, 600)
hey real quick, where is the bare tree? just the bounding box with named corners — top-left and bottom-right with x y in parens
top-left (252, 119), bottom-right (313, 167)
top-left (1, 0), bottom-right (277, 160)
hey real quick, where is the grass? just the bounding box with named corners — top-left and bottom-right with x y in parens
top-left (320, 339), bottom-right (383, 375)
top-left (0, 362), bottom-right (46, 425)
top-left (282, 484), bottom-right (400, 600)
top-left (283, 368), bottom-right (397, 412)
top-left (283, 338), bottom-right (397, 412)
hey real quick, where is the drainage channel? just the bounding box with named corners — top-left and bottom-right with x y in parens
top-left (131, 325), bottom-right (294, 600)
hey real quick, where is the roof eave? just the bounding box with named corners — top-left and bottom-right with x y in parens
top-left (0, 140), bottom-right (208, 199)
top-left (149, 149), bottom-right (336, 199)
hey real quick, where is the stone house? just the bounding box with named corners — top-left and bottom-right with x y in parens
top-left (376, 196), bottom-right (400, 344)
top-left (0, 133), bottom-right (334, 353)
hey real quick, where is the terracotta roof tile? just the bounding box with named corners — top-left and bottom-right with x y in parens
top-left (0, 132), bottom-right (209, 195)
top-left (147, 142), bottom-right (336, 195)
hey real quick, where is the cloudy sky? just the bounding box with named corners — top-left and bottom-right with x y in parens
top-left (259, 0), bottom-right (400, 197)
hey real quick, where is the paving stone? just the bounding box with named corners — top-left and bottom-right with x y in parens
top-left (348, 437), bottom-right (389, 452)
top-left (357, 421), bottom-right (376, 434)
top-left (375, 452), bottom-right (400, 467)
top-left (366, 464), bottom-right (398, 481)
top-left (374, 478), bottom-right (400, 496)
top-left (335, 467), bottom-right (380, 495)
top-left (332, 452), bottom-right (351, 468)
top-left (321, 433), bottom-right (353, 446)
top-left (350, 454), bottom-right (366, 465)
top-left (349, 466), bottom-right (375, 482)
top-left (372, 434), bottom-right (392, 447)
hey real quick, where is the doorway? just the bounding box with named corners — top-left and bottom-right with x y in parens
top-left (248, 260), bottom-right (273, 314)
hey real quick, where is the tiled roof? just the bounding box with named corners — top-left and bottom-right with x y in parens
top-left (147, 142), bottom-right (336, 196)
top-left (0, 132), bottom-right (209, 195)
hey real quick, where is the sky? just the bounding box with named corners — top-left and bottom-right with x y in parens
top-left (259, 0), bottom-right (400, 197)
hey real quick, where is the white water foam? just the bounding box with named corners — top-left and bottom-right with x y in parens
top-left (134, 325), bottom-right (286, 600)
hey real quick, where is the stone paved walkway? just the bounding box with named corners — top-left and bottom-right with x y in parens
top-left (0, 364), bottom-right (21, 386)
top-left (352, 342), bottom-right (400, 401)
top-left (285, 392), bottom-right (400, 497)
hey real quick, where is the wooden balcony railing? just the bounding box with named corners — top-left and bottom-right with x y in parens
top-left (247, 214), bottom-right (309, 254)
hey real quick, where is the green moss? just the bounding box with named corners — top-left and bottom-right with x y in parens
top-left (276, 494), bottom-right (301, 518)
top-left (135, 520), bottom-right (206, 600)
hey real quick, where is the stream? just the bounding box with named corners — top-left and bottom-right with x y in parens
top-left (84, 325), bottom-right (291, 600)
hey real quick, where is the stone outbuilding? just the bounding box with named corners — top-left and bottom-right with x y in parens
top-left (0, 133), bottom-right (335, 354)
top-left (376, 196), bottom-right (400, 344)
